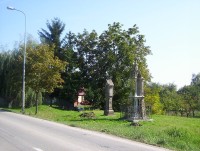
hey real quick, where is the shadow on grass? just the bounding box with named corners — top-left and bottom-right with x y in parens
top-left (51, 105), bottom-right (62, 110)
top-left (193, 116), bottom-right (200, 118)
top-left (0, 108), bottom-right (12, 112)
top-left (0, 107), bottom-right (26, 114)
top-left (51, 105), bottom-right (75, 111)
top-left (69, 117), bottom-right (123, 122)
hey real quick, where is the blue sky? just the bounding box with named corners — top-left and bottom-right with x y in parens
top-left (1, 0), bottom-right (200, 89)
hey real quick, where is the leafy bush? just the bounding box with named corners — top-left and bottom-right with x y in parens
top-left (80, 112), bottom-right (96, 119)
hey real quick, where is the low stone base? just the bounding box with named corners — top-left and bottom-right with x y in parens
top-left (104, 110), bottom-right (114, 116)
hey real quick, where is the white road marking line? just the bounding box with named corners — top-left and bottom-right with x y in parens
top-left (33, 147), bottom-right (44, 151)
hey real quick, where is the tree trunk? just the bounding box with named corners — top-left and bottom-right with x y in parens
top-left (35, 92), bottom-right (39, 114)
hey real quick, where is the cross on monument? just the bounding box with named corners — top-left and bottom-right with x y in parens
top-left (129, 59), bottom-right (147, 120)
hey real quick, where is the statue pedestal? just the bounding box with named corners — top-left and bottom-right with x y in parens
top-left (104, 79), bottom-right (114, 116)
top-left (104, 96), bottom-right (114, 116)
top-left (127, 95), bottom-right (147, 121)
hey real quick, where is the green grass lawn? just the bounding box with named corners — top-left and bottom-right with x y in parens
top-left (4, 105), bottom-right (200, 151)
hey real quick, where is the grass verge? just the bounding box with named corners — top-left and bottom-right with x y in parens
top-left (3, 105), bottom-right (200, 151)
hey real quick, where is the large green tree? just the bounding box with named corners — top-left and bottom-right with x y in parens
top-left (97, 23), bottom-right (151, 110)
top-left (57, 31), bottom-right (80, 107)
top-left (69, 22), bottom-right (151, 110)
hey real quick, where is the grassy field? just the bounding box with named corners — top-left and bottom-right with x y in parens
top-left (4, 105), bottom-right (200, 151)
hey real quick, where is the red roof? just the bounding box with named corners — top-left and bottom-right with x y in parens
top-left (78, 91), bottom-right (85, 96)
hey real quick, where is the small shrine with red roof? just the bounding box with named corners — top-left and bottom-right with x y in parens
top-left (74, 87), bottom-right (85, 108)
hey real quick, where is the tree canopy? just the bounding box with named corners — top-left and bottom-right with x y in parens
top-left (38, 18), bottom-right (65, 59)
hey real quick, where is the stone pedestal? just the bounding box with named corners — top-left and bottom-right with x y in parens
top-left (104, 79), bottom-right (114, 116)
top-left (104, 97), bottom-right (114, 115)
top-left (128, 95), bottom-right (146, 121)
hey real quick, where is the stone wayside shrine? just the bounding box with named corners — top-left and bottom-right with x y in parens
top-left (77, 87), bottom-right (85, 104)
top-left (74, 87), bottom-right (85, 109)
top-left (129, 60), bottom-right (147, 121)
top-left (104, 78), bottom-right (114, 116)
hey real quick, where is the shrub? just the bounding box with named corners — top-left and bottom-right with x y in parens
top-left (80, 112), bottom-right (96, 119)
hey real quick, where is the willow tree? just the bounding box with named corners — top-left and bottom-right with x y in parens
top-left (0, 50), bottom-right (22, 107)
top-left (26, 44), bottom-right (67, 114)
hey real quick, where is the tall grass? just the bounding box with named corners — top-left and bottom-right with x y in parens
top-left (6, 105), bottom-right (200, 151)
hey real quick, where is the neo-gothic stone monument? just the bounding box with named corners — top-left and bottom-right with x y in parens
top-left (129, 60), bottom-right (147, 120)
top-left (104, 78), bottom-right (114, 116)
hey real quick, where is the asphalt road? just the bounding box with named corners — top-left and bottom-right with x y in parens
top-left (0, 110), bottom-right (171, 151)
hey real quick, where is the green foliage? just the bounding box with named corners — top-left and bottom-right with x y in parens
top-left (25, 88), bottom-right (42, 108)
top-left (26, 43), bottom-right (67, 113)
top-left (38, 17), bottom-right (65, 59)
top-left (191, 73), bottom-right (200, 85)
top-left (178, 84), bottom-right (200, 117)
top-left (84, 86), bottom-right (95, 101)
top-left (25, 88), bottom-right (35, 107)
top-left (65, 22), bottom-right (151, 110)
top-left (38, 20), bottom-right (78, 106)
top-left (159, 83), bottom-right (181, 114)
top-left (26, 44), bottom-right (67, 93)
top-left (147, 77), bottom-right (200, 117)
top-left (37, 20), bottom-right (152, 110)
top-left (177, 73), bottom-right (200, 117)
top-left (145, 80), bottom-right (200, 117)
top-left (145, 83), bottom-right (163, 114)
top-left (0, 48), bottom-right (22, 107)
